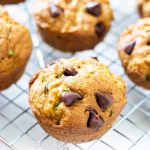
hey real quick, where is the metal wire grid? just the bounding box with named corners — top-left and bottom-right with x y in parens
top-left (0, 0), bottom-right (150, 150)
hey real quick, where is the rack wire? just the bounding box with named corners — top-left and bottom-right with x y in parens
top-left (0, 0), bottom-right (150, 150)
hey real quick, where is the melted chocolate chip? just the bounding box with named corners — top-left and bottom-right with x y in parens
top-left (50, 4), bottom-right (64, 17)
top-left (62, 92), bottom-right (83, 107)
top-left (87, 108), bottom-right (104, 130)
top-left (122, 41), bottom-right (136, 55)
top-left (86, 2), bottom-right (102, 16)
top-left (95, 22), bottom-right (105, 37)
top-left (64, 68), bottom-right (77, 76)
top-left (91, 56), bottom-right (98, 61)
top-left (95, 92), bottom-right (113, 110)
top-left (146, 74), bottom-right (150, 81)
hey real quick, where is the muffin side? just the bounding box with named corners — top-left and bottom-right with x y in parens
top-left (0, 6), bottom-right (32, 90)
top-left (32, 0), bottom-right (113, 52)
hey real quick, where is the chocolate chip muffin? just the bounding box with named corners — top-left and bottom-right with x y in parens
top-left (118, 18), bottom-right (150, 89)
top-left (0, 0), bottom-right (24, 5)
top-left (0, 6), bottom-right (32, 91)
top-left (32, 0), bottom-right (113, 52)
top-left (29, 57), bottom-right (126, 143)
top-left (138, 0), bottom-right (150, 17)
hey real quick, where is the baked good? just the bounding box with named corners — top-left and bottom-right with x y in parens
top-left (0, 0), bottom-right (24, 4)
top-left (0, 6), bottom-right (32, 91)
top-left (138, 0), bottom-right (150, 17)
top-left (32, 0), bottom-right (113, 52)
top-left (29, 57), bottom-right (126, 143)
top-left (118, 18), bottom-right (150, 89)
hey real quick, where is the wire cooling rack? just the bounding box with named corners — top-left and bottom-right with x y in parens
top-left (0, 0), bottom-right (150, 150)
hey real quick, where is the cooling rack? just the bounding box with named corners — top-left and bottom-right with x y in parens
top-left (0, 0), bottom-right (150, 150)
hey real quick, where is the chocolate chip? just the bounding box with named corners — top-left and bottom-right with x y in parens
top-left (122, 41), bottom-right (136, 55)
top-left (62, 92), bottom-right (83, 107)
top-left (147, 42), bottom-right (150, 46)
top-left (146, 74), bottom-right (150, 81)
top-left (87, 108), bottom-right (104, 130)
top-left (86, 2), bottom-right (102, 16)
top-left (95, 22), bottom-right (105, 37)
top-left (50, 4), bottom-right (64, 17)
top-left (64, 68), bottom-right (77, 76)
top-left (95, 92), bottom-right (113, 110)
top-left (91, 56), bottom-right (98, 61)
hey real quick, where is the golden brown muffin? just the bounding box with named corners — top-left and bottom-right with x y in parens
top-left (118, 18), bottom-right (150, 89)
top-left (29, 57), bottom-right (126, 143)
top-left (0, 0), bottom-right (24, 5)
top-left (32, 0), bottom-right (113, 52)
top-left (138, 0), bottom-right (150, 17)
top-left (0, 6), bottom-right (32, 91)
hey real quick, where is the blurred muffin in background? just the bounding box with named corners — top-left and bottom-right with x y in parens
top-left (0, 6), bottom-right (32, 91)
top-left (118, 18), bottom-right (150, 89)
top-left (0, 0), bottom-right (25, 5)
top-left (138, 0), bottom-right (150, 17)
top-left (32, 0), bottom-right (113, 52)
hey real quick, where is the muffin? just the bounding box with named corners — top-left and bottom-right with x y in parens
top-left (118, 18), bottom-right (150, 89)
top-left (32, 0), bottom-right (113, 52)
top-left (0, 0), bottom-right (24, 5)
top-left (29, 57), bottom-right (126, 143)
top-left (138, 0), bottom-right (150, 17)
top-left (0, 6), bottom-right (32, 91)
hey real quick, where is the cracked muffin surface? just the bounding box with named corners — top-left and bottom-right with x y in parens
top-left (32, 0), bottom-right (113, 52)
top-left (138, 0), bottom-right (150, 17)
top-left (29, 57), bottom-right (126, 143)
top-left (118, 18), bottom-right (150, 89)
top-left (0, 6), bottom-right (32, 90)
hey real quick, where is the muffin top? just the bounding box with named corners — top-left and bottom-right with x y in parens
top-left (0, 6), bottom-right (32, 74)
top-left (33, 0), bottom-right (113, 34)
top-left (118, 18), bottom-right (150, 82)
top-left (29, 58), bottom-right (126, 130)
